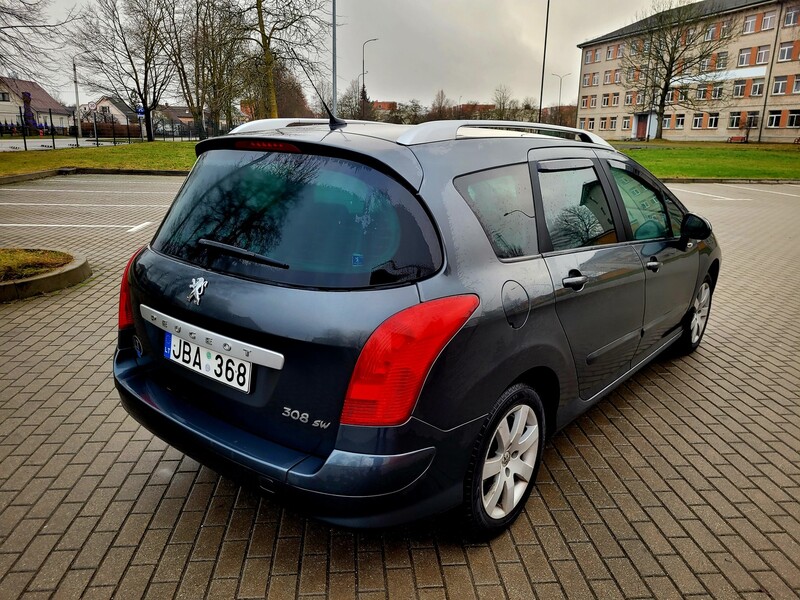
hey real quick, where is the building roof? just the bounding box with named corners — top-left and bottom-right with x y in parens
top-left (0, 76), bottom-right (71, 115)
top-left (578, 0), bottom-right (775, 47)
top-left (101, 96), bottom-right (137, 118)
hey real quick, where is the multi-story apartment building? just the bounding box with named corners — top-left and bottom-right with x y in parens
top-left (576, 0), bottom-right (800, 142)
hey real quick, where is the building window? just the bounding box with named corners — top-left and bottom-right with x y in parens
top-left (767, 110), bottom-right (781, 127)
top-left (700, 58), bottom-right (712, 72)
top-left (626, 67), bottom-right (636, 81)
top-left (581, 96), bottom-right (588, 108)
top-left (607, 46), bottom-right (614, 60)
top-left (721, 20), bottom-right (731, 37)
top-left (712, 85), bottom-right (723, 99)
top-left (579, 118), bottom-right (586, 129)
top-left (622, 116), bottom-right (631, 129)
top-left (762, 11), bottom-right (776, 30)
top-left (778, 42), bottom-right (793, 62)
top-left (612, 92), bottom-right (620, 106)
top-left (0, 92), bottom-right (9, 102)
top-left (587, 118), bottom-right (595, 130)
top-left (624, 91), bottom-right (633, 105)
top-left (614, 69), bottom-right (621, 84)
top-left (717, 51), bottom-right (728, 70)
top-left (610, 116), bottom-right (618, 129)
top-left (695, 86), bottom-right (707, 100)
top-left (617, 44), bottom-right (624, 58)
top-left (756, 46), bottom-right (770, 64)
top-left (786, 7), bottom-right (799, 27)
top-left (733, 80), bottom-right (746, 97)
top-left (746, 111), bottom-right (759, 128)
top-left (738, 48), bottom-right (752, 66)
top-left (729, 112), bottom-right (741, 128)
top-left (590, 95), bottom-right (597, 108)
top-left (794, 77), bottom-right (800, 93)
top-left (585, 50), bottom-right (592, 64)
top-left (692, 113), bottom-right (704, 129)
top-left (743, 15), bottom-right (756, 33)
top-left (602, 94), bottom-right (610, 107)
top-left (663, 115), bottom-right (671, 129)
top-left (595, 49), bottom-right (602, 62)
top-left (591, 73), bottom-right (599, 86)
top-left (600, 118), bottom-right (607, 130)
top-left (675, 114), bottom-right (685, 129)
top-left (788, 110), bottom-right (800, 127)
top-left (708, 113), bottom-right (719, 128)
top-left (583, 73), bottom-right (590, 87)
top-left (604, 70), bottom-right (612, 84)
top-left (678, 88), bottom-right (688, 102)
top-left (773, 76), bottom-right (788, 94)
top-left (751, 79), bottom-right (764, 96)
top-left (704, 25), bottom-right (715, 41)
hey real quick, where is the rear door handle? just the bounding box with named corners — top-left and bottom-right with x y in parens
top-left (646, 257), bottom-right (662, 272)
top-left (562, 273), bottom-right (589, 291)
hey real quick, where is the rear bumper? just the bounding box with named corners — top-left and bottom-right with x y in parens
top-left (114, 350), bottom-right (461, 528)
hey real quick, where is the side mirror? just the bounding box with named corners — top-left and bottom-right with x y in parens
top-left (679, 213), bottom-right (712, 249)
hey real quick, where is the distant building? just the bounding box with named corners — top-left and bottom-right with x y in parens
top-left (459, 103), bottom-right (497, 119)
top-left (576, 0), bottom-right (800, 142)
top-left (0, 76), bottom-right (71, 129)
top-left (87, 96), bottom-right (138, 124)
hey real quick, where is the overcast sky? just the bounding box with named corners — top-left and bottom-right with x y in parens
top-left (48, 0), bottom-right (656, 108)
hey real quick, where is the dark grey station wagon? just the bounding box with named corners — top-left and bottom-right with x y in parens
top-left (114, 118), bottom-right (720, 537)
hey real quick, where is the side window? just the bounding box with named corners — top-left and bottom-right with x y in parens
top-left (454, 165), bottom-right (536, 259)
top-left (609, 167), bottom-right (670, 240)
top-left (539, 167), bottom-right (618, 251)
top-left (664, 196), bottom-right (685, 237)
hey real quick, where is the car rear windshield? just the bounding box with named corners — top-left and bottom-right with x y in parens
top-left (151, 149), bottom-right (442, 289)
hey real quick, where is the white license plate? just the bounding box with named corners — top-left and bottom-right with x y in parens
top-left (164, 332), bottom-right (252, 392)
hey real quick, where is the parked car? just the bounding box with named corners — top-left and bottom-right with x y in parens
top-left (114, 118), bottom-right (720, 537)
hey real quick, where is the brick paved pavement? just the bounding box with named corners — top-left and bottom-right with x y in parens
top-left (0, 176), bottom-right (798, 599)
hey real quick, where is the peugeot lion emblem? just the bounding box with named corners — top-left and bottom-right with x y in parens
top-left (187, 277), bottom-right (209, 305)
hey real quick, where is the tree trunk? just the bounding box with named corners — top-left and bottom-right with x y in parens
top-left (192, 108), bottom-right (207, 139)
top-left (255, 0), bottom-right (279, 118)
top-left (144, 108), bottom-right (154, 142)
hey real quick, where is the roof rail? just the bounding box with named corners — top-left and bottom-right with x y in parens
top-left (229, 118), bottom-right (329, 134)
top-left (395, 120), bottom-right (613, 148)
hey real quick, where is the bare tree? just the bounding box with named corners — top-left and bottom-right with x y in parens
top-left (250, 0), bottom-right (328, 118)
top-left (429, 89), bottom-right (452, 120)
top-left (337, 79), bottom-right (360, 119)
top-left (492, 85), bottom-right (513, 120)
top-left (620, 0), bottom-right (740, 139)
top-left (73, 0), bottom-right (173, 141)
top-left (0, 0), bottom-right (76, 77)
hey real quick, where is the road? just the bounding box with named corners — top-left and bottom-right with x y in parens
top-left (0, 175), bottom-right (798, 599)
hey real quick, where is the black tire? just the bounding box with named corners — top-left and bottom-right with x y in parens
top-left (674, 274), bottom-right (714, 355)
top-left (463, 383), bottom-right (545, 539)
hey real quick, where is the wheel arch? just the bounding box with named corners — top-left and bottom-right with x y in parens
top-left (707, 259), bottom-right (720, 289)
top-left (511, 366), bottom-right (560, 441)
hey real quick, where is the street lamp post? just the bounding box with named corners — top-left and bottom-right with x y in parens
top-left (538, 0), bottom-right (551, 123)
top-left (362, 38), bottom-right (378, 119)
top-left (551, 72), bottom-right (570, 125)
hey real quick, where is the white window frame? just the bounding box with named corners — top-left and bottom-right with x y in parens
top-left (604, 70), bottom-right (612, 84)
top-left (746, 111), bottom-right (759, 128)
top-left (712, 85), bottom-right (723, 99)
top-left (717, 52), bottom-right (728, 70)
top-left (595, 49), bottom-right (602, 62)
top-left (729, 112), bottom-right (741, 128)
top-left (733, 80), bottom-right (745, 97)
top-left (609, 116), bottom-right (618, 129)
top-left (579, 118), bottom-right (586, 129)
top-left (695, 86), bottom-right (707, 100)
top-left (607, 46), bottom-right (614, 60)
top-left (785, 7), bottom-right (799, 27)
top-left (751, 79), bottom-right (764, 96)
top-left (738, 48), bottom-right (752, 66)
top-left (612, 93), bottom-right (620, 106)
top-left (692, 113), bottom-right (704, 129)
top-left (675, 114), bottom-right (685, 129)
top-left (767, 111), bottom-right (781, 127)
top-left (601, 94), bottom-right (610, 107)
top-left (624, 92), bottom-right (633, 105)
top-left (587, 118), bottom-right (595, 130)
top-left (591, 73), bottom-right (599, 86)
top-left (762, 12), bottom-right (776, 30)
top-left (778, 42), bottom-right (793, 62)
top-left (590, 95), bottom-right (597, 108)
top-left (583, 73), bottom-right (590, 87)
top-left (622, 116), bottom-right (631, 130)
top-left (756, 46), bottom-right (770, 64)
top-left (599, 117), bottom-right (607, 130)
top-left (788, 110), bottom-right (800, 127)
top-left (794, 77), bottom-right (800, 94)
top-left (663, 115), bottom-right (671, 129)
top-left (614, 70), bottom-right (621, 84)
top-left (585, 50), bottom-right (592, 64)
top-left (744, 15), bottom-right (756, 33)
top-left (773, 76), bottom-right (788, 94)
top-left (708, 113), bottom-right (719, 128)
top-left (705, 26), bottom-right (715, 41)
top-left (581, 96), bottom-right (588, 108)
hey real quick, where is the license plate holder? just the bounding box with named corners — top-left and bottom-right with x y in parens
top-left (164, 332), bottom-right (252, 393)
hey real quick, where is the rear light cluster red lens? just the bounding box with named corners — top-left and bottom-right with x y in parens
top-left (341, 295), bottom-right (480, 427)
top-left (118, 248), bottom-right (143, 330)
top-left (233, 140), bottom-right (300, 153)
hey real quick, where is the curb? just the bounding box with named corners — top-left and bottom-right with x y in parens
top-left (662, 178), bottom-right (800, 184)
top-left (0, 253), bottom-right (93, 303)
top-left (0, 168), bottom-right (189, 186)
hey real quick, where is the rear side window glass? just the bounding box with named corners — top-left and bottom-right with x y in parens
top-left (538, 167), bottom-right (618, 251)
top-left (609, 167), bottom-right (670, 240)
top-left (152, 149), bottom-right (442, 289)
top-left (664, 196), bottom-right (684, 237)
top-left (454, 165), bottom-right (537, 258)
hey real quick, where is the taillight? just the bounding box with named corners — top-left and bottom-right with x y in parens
top-left (341, 295), bottom-right (480, 427)
top-left (233, 140), bottom-right (300, 153)
top-left (118, 249), bottom-right (142, 330)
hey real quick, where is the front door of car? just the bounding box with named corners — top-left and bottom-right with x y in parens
top-left (602, 158), bottom-right (699, 362)
top-left (530, 153), bottom-right (645, 401)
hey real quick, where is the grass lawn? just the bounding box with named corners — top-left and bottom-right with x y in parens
top-left (0, 142), bottom-right (198, 176)
top-left (0, 249), bottom-right (73, 282)
top-left (0, 138), bottom-right (798, 180)
top-left (613, 140), bottom-right (800, 179)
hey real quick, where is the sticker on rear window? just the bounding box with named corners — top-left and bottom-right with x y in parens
top-left (352, 253), bottom-right (364, 267)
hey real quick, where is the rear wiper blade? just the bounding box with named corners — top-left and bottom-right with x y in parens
top-left (198, 238), bottom-right (290, 270)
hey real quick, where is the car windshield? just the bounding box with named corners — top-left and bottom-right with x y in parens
top-left (151, 149), bottom-right (442, 289)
